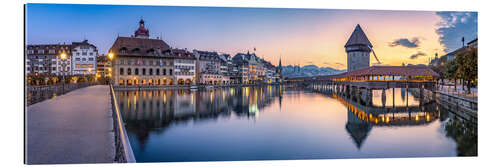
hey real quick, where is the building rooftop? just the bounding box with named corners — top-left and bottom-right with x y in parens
top-left (108, 36), bottom-right (171, 57)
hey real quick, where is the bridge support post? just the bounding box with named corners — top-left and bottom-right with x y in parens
top-left (355, 86), bottom-right (361, 103)
top-left (382, 88), bottom-right (386, 108)
top-left (419, 86), bottom-right (424, 106)
top-left (367, 88), bottom-right (373, 106)
top-left (392, 88), bottom-right (395, 108)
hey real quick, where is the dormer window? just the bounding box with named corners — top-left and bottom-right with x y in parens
top-left (132, 48), bottom-right (140, 53)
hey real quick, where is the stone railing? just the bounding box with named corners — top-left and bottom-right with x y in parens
top-left (109, 85), bottom-right (136, 163)
top-left (26, 83), bottom-right (97, 106)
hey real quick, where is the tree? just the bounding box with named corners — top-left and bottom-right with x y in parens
top-left (455, 48), bottom-right (478, 94)
top-left (445, 60), bottom-right (458, 91)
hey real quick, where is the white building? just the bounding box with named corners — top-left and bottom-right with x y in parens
top-left (172, 49), bottom-right (196, 85)
top-left (71, 40), bottom-right (98, 75)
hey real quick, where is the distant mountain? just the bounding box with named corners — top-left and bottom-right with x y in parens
top-left (282, 65), bottom-right (346, 78)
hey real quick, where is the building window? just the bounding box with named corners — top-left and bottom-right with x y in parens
top-left (82, 64), bottom-right (87, 68)
top-left (156, 69), bottom-right (160, 75)
top-left (28, 50), bottom-right (34, 54)
top-left (82, 52), bottom-right (87, 55)
top-left (149, 68), bottom-right (153, 75)
top-left (169, 69), bottom-right (173, 75)
top-left (163, 69), bottom-right (166, 75)
top-left (52, 67), bottom-right (56, 71)
top-left (127, 68), bottom-right (131, 75)
top-left (37, 50), bottom-right (44, 54)
top-left (135, 68), bottom-right (139, 75)
top-left (76, 58), bottom-right (80, 61)
top-left (82, 58), bottom-right (86, 61)
top-left (88, 64), bottom-right (93, 68)
top-left (76, 64), bottom-right (81, 68)
top-left (120, 68), bottom-right (124, 75)
top-left (142, 68), bottom-right (146, 75)
top-left (89, 58), bottom-right (94, 61)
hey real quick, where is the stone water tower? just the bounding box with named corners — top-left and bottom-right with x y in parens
top-left (345, 24), bottom-right (373, 72)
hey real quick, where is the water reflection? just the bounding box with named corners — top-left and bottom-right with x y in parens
top-left (118, 86), bottom-right (282, 150)
top-left (116, 85), bottom-right (476, 162)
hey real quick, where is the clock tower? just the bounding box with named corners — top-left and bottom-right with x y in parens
top-left (345, 24), bottom-right (372, 72)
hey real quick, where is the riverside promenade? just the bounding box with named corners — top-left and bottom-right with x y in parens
top-left (26, 85), bottom-right (114, 164)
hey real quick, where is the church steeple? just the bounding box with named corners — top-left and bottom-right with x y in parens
top-left (134, 19), bottom-right (150, 38)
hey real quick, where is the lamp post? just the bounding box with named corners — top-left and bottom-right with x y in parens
top-left (60, 52), bottom-right (67, 94)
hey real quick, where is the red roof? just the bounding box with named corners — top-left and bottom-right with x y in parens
top-left (134, 19), bottom-right (149, 37)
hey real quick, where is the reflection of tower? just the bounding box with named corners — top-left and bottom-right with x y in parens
top-left (345, 24), bottom-right (372, 72)
top-left (277, 57), bottom-right (283, 82)
top-left (279, 85), bottom-right (283, 109)
top-left (345, 110), bottom-right (372, 149)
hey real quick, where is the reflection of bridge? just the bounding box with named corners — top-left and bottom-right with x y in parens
top-left (307, 84), bottom-right (440, 149)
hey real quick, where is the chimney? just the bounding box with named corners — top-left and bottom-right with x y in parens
top-left (461, 37), bottom-right (465, 47)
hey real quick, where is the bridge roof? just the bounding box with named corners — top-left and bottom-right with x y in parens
top-left (286, 66), bottom-right (439, 81)
top-left (329, 66), bottom-right (440, 79)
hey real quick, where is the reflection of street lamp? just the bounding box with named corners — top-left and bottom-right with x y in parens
top-left (108, 52), bottom-right (114, 85)
top-left (60, 52), bottom-right (67, 94)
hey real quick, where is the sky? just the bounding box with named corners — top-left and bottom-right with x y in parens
top-left (26, 4), bottom-right (477, 70)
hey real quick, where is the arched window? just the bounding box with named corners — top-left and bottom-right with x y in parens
top-left (156, 69), bottom-right (160, 75)
top-left (163, 69), bottom-right (166, 75)
top-left (149, 68), bottom-right (153, 75)
top-left (119, 47), bottom-right (127, 54)
top-left (142, 68), bottom-right (146, 75)
top-left (135, 68), bottom-right (139, 75)
top-left (120, 68), bottom-right (124, 75)
top-left (169, 69), bottom-right (173, 75)
top-left (127, 68), bottom-right (131, 75)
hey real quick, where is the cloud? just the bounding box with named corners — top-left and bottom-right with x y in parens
top-left (409, 51), bottom-right (427, 59)
top-left (436, 12), bottom-right (478, 52)
top-left (389, 38), bottom-right (421, 48)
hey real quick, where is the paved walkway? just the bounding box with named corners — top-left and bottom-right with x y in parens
top-left (26, 85), bottom-right (114, 164)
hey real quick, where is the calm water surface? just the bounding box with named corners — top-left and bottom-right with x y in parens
top-left (116, 85), bottom-right (476, 162)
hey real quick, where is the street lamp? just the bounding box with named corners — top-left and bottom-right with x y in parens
top-left (60, 52), bottom-right (67, 94)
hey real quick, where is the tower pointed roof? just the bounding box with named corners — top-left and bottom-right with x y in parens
top-left (134, 19), bottom-right (150, 38)
top-left (344, 24), bottom-right (372, 48)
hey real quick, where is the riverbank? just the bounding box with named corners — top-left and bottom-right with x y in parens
top-left (113, 83), bottom-right (281, 90)
top-left (408, 88), bottom-right (477, 124)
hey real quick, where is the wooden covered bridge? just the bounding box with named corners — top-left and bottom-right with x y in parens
top-left (284, 65), bottom-right (440, 105)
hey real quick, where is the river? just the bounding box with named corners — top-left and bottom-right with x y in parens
top-left (116, 85), bottom-right (477, 162)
